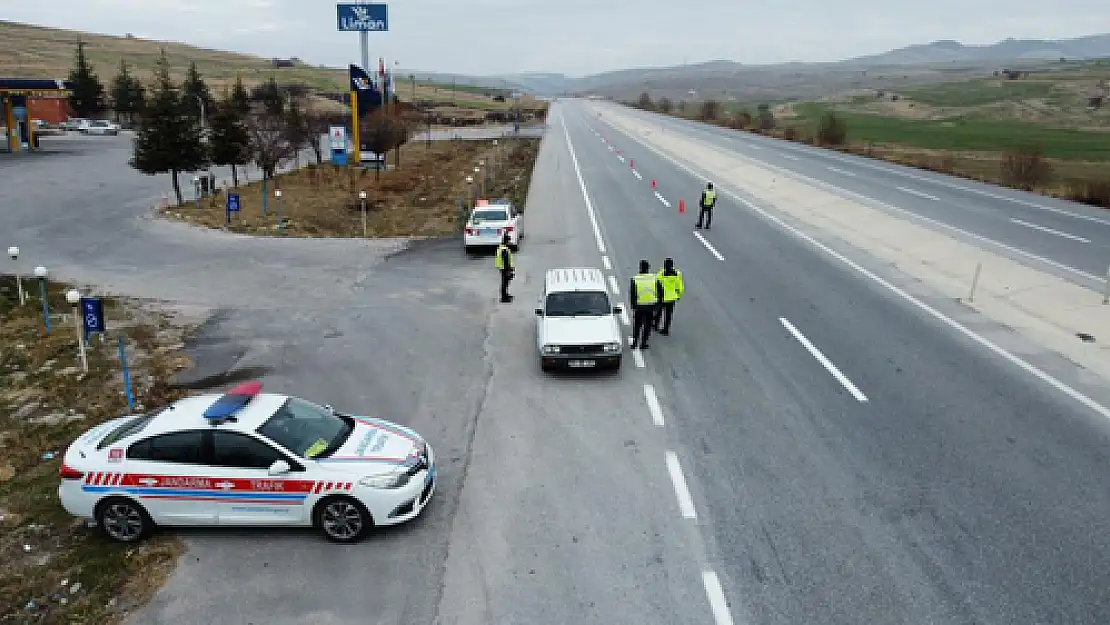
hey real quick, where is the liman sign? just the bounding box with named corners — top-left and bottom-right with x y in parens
top-left (336, 3), bottom-right (389, 31)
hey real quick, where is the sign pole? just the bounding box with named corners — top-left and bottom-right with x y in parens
top-left (73, 307), bottom-right (88, 372)
top-left (350, 90), bottom-right (361, 165)
top-left (360, 31), bottom-right (370, 77)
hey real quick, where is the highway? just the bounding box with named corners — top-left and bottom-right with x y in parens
top-left (527, 101), bottom-right (1110, 624)
top-left (602, 105), bottom-right (1110, 286)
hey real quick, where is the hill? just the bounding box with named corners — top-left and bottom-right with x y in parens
top-left (845, 35), bottom-right (1110, 66)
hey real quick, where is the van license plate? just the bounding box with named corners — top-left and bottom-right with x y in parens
top-left (568, 360), bottom-right (596, 367)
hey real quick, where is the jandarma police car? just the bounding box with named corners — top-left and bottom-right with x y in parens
top-left (58, 382), bottom-right (436, 543)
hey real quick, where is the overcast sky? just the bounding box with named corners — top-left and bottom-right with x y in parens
top-left (4, 0), bottom-right (1110, 77)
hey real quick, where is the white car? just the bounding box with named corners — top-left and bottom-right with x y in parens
top-left (84, 120), bottom-right (120, 135)
top-left (535, 267), bottom-right (624, 372)
top-left (63, 118), bottom-right (90, 132)
top-left (57, 381), bottom-right (436, 543)
top-left (464, 199), bottom-right (522, 253)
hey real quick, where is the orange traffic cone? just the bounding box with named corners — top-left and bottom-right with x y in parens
top-left (679, 200), bottom-right (686, 214)
top-left (630, 159), bottom-right (635, 168)
top-left (651, 179), bottom-right (657, 189)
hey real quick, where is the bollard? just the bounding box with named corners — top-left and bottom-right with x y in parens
top-left (967, 262), bottom-right (982, 302)
top-left (679, 199), bottom-right (686, 214)
top-left (630, 159), bottom-right (634, 169)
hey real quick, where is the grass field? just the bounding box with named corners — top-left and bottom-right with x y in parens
top-left (0, 20), bottom-right (513, 111)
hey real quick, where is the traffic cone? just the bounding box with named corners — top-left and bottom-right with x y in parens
top-left (679, 200), bottom-right (686, 214)
top-left (651, 179), bottom-right (657, 190)
top-left (630, 159), bottom-right (635, 169)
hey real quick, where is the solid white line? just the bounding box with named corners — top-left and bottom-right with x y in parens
top-left (633, 170), bottom-right (643, 180)
top-left (747, 144), bottom-right (761, 150)
top-left (599, 112), bottom-right (1110, 421)
top-left (620, 309), bottom-right (631, 326)
top-left (780, 318), bottom-right (868, 402)
top-left (702, 571), bottom-right (737, 625)
top-left (1010, 218), bottom-right (1090, 243)
top-left (664, 451), bottom-right (697, 519)
top-left (560, 118), bottom-right (607, 254)
top-left (826, 166), bottom-right (856, 177)
top-left (602, 255), bottom-right (612, 270)
top-left (607, 274), bottom-right (621, 295)
top-left (693, 231), bottom-right (725, 261)
top-left (632, 349), bottom-right (645, 368)
top-left (896, 186), bottom-right (941, 201)
top-left (644, 384), bottom-right (664, 426)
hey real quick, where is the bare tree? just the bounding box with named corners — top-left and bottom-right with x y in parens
top-left (699, 100), bottom-right (720, 121)
top-left (361, 110), bottom-right (406, 179)
top-left (657, 97), bottom-right (674, 114)
top-left (247, 110), bottom-right (297, 211)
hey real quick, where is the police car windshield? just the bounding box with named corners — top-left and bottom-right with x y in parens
top-left (257, 398), bottom-right (353, 459)
top-left (545, 291), bottom-right (610, 317)
top-left (471, 209), bottom-right (508, 222)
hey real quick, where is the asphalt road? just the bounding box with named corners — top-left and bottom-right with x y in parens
top-left (552, 101), bottom-right (1110, 624)
top-left (597, 104), bottom-right (1110, 287)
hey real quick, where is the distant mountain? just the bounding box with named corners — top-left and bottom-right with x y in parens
top-left (845, 34), bottom-right (1110, 66)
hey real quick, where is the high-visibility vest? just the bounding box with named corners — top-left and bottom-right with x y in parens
top-left (701, 189), bottom-right (716, 207)
top-left (632, 273), bottom-right (659, 305)
top-left (656, 269), bottom-right (683, 302)
top-left (495, 244), bottom-right (513, 269)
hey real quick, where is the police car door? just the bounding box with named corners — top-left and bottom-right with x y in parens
top-left (123, 429), bottom-right (218, 525)
top-left (209, 431), bottom-right (309, 525)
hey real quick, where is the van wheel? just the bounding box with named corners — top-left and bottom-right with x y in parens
top-left (95, 497), bottom-right (154, 543)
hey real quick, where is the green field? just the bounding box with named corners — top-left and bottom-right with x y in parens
top-left (795, 103), bottom-right (1110, 161)
top-left (900, 79), bottom-right (1060, 107)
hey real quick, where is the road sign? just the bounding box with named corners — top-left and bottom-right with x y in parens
top-left (226, 193), bottom-right (241, 212)
top-left (332, 148), bottom-right (348, 166)
top-left (328, 125), bottom-right (347, 151)
top-left (337, 3), bottom-right (388, 31)
top-left (80, 297), bottom-right (105, 334)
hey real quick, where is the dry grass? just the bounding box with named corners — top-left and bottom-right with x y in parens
top-left (161, 137), bottom-right (542, 238)
top-left (0, 275), bottom-right (195, 624)
top-left (0, 20), bottom-right (513, 111)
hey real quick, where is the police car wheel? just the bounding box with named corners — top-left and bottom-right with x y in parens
top-left (96, 497), bottom-right (153, 543)
top-left (315, 496), bottom-right (372, 543)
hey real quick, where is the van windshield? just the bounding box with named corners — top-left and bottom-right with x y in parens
top-left (545, 291), bottom-right (611, 317)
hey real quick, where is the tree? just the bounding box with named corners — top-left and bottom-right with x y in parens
top-left (361, 110), bottom-right (405, 180)
top-left (250, 77), bottom-right (285, 115)
top-left (182, 61), bottom-right (215, 124)
top-left (390, 115), bottom-right (412, 168)
top-left (637, 92), bottom-right (653, 110)
top-left (282, 96), bottom-right (312, 167)
top-left (657, 97), bottom-right (674, 114)
top-left (1001, 145), bottom-right (1053, 191)
top-left (229, 75), bottom-right (251, 117)
top-left (816, 111), bottom-right (847, 146)
top-left (757, 103), bottom-right (775, 130)
top-left (699, 100), bottom-right (720, 122)
top-left (130, 49), bottom-right (209, 205)
top-left (208, 93), bottom-right (251, 187)
top-left (68, 39), bottom-right (106, 117)
top-left (247, 109), bottom-right (297, 211)
top-left (304, 110), bottom-right (332, 165)
top-left (110, 59), bottom-right (145, 126)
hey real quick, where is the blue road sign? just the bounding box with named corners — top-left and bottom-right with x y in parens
top-left (337, 3), bottom-right (388, 31)
top-left (332, 148), bottom-right (348, 166)
top-left (81, 297), bottom-right (105, 334)
top-left (226, 193), bottom-right (241, 212)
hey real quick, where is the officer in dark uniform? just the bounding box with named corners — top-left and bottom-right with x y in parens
top-left (629, 259), bottom-right (664, 350)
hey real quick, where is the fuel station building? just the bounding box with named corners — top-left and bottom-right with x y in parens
top-left (1, 78), bottom-right (74, 152)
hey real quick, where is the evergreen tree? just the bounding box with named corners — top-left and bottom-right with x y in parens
top-left (181, 61), bottom-right (215, 124)
top-left (130, 49), bottom-right (210, 204)
top-left (68, 39), bottom-right (106, 117)
top-left (282, 97), bottom-right (312, 167)
top-left (229, 74), bottom-right (251, 117)
top-left (209, 92), bottom-right (251, 187)
top-left (110, 59), bottom-right (146, 126)
top-left (250, 76), bottom-right (285, 115)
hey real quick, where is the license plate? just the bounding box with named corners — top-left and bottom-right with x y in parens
top-left (480, 228), bottom-right (495, 236)
top-left (568, 360), bottom-right (596, 367)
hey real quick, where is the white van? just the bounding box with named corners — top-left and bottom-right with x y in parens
top-left (535, 267), bottom-right (624, 372)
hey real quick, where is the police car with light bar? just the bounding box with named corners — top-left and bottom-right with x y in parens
top-left (57, 382), bottom-right (436, 543)
top-left (463, 199), bottom-right (523, 253)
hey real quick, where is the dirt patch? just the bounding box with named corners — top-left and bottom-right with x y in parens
top-left (0, 275), bottom-right (196, 624)
top-left (158, 138), bottom-right (542, 238)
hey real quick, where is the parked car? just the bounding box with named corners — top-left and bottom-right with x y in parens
top-left (63, 118), bottom-right (91, 132)
top-left (84, 120), bottom-right (121, 136)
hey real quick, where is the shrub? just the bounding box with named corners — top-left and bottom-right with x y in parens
top-left (1066, 178), bottom-right (1110, 208)
top-left (1000, 146), bottom-right (1053, 191)
top-left (782, 127), bottom-right (798, 141)
top-left (816, 111), bottom-right (848, 146)
top-left (637, 92), bottom-right (653, 110)
top-left (699, 100), bottom-right (720, 122)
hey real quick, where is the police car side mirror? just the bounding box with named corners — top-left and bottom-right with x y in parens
top-left (324, 404), bottom-right (334, 414)
top-left (268, 459), bottom-right (291, 476)
top-left (612, 306), bottom-right (622, 315)
top-left (534, 308), bottom-right (543, 316)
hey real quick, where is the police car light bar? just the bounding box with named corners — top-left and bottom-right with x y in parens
top-left (202, 381), bottom-right (263, 422)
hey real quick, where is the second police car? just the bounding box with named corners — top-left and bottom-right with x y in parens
top-left (57, 382), bottom-right (436, 543)
top-left (463, 199), bottom-right (523, 254)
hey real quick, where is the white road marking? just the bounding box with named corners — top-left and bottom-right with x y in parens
top-left (693, 231), bottom-right (725, 261)
top-left (633, 170), bottom-right (643, 180)
top-left (702, 571), bottom-right (737, 625)
top-left (560, 118), bottom-right (607, 254)
top-left (608, 145), bottom-right (614, 151)
top-left (665, 451), bottom-right (697, 519)
top-left (620, 309), bottom-right (631, 326)
top-left (617, 155), bottom-right (625, 163)
top-left (654, 191), bottom-right (671, 207)
top-left (747, 144), bottom-right (760, 150)
top-left (1010, 218), bottom-right (1090, 243)
top-left (780, 154), bottom-right (798, 161)
top-left (607, 274), bottom-right (621, 295)
top-left (644, 384), bottom-right (664, 426)
top-left (826, 166), bottom-right (856, 177)
top-left (780, 317), bottom-right (868, 402)
top-left (896, 186), bottom-right (941, 201)
top-left (632, 348), bottom-right (645, 368)
top-left (602, 255), bottom-right (612, 270)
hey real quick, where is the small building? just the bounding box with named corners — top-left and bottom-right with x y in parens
top-left (28, 97), bottom-right (72, 125)
top-left (1, 77), bottom-right (74, 152)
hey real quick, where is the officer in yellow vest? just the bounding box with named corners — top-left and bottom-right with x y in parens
top-left (629, 259), bottom-right (664, 350)
top-left (494, 233), bottom-right (514, 303)
top-left (653, 257), bottom-right (684, 335)
top-left (695, 182), bottom-right (717, 229)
